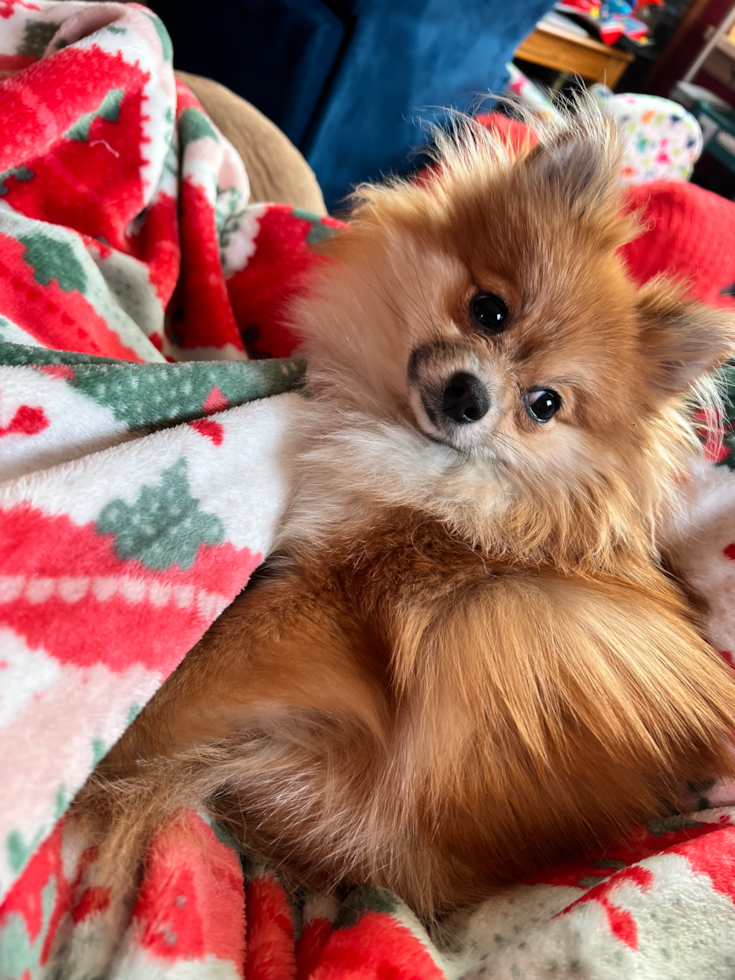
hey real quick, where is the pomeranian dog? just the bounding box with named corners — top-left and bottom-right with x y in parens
top-left (78, 111), bottom-right (735, 919)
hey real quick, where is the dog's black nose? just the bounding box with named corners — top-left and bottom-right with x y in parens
top-left (441, 373), bottom-right (489, 423)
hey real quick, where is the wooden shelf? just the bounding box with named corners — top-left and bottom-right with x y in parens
top-left (515, 20), bottom-right (634, 87)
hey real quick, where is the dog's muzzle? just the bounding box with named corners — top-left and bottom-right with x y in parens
top-left (440, 372), bottom-right (490, 424)
top-left (408, 344), bottom-right (492, 441)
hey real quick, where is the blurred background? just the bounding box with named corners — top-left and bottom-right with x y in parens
top-left (148, 0), bottom-right (735, 210)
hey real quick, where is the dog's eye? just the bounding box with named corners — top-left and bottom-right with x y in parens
top-left (525, 388), bottom-right (561, 423)
top-left (470, 293), bottom-right (508, 334)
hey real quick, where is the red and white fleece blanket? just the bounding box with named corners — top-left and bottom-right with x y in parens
top-left (3, 3), bottom-right (735, 977)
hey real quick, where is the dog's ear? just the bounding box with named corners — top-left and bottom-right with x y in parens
top-left (637, 279), bottom-right (735, 395)
top-left (523, 116), bottom-right (621, 216)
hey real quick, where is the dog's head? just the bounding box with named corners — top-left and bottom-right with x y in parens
top-left (292, 115), bottom-right (735, 561)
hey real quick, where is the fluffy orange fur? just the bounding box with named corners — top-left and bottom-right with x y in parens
top-left (77, 113), bottom-right (735, 920)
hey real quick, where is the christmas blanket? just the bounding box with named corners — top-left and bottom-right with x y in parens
top-left (3, 3), bottom-right (735, 978)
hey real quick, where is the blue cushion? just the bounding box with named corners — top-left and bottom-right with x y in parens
top-left (305, 0), bottom-right (555, 208)
top-left (155, 0), bottom-right (345, 148)
top-left (156, 0), bottom-right (555, 209)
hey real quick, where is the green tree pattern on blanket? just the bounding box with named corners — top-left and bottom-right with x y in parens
top-left (0, 166), bottom-right (33, 196)
top-left (145, 12), bottom-right (172, 62)
top-left (68, 360), bottom-right (304, 429)
top-left (17, 19), bottom-right (59, 57)
top-left (292, 207), bottom-right (342, 246)
top-left (217, 186), bottom-right (247, 253)
top-left (18, 233), bottom-right (87, 293)
top-left (66, 88), bottom-right (125, 142)
top-left (0, 877), bottom-right (57, 979)
top-left (96, 458), bottom-right (224, 569)
top-left (179, 107), bottom-right (218, 149)
top-left (0, 343), bottom-right (306, 430)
